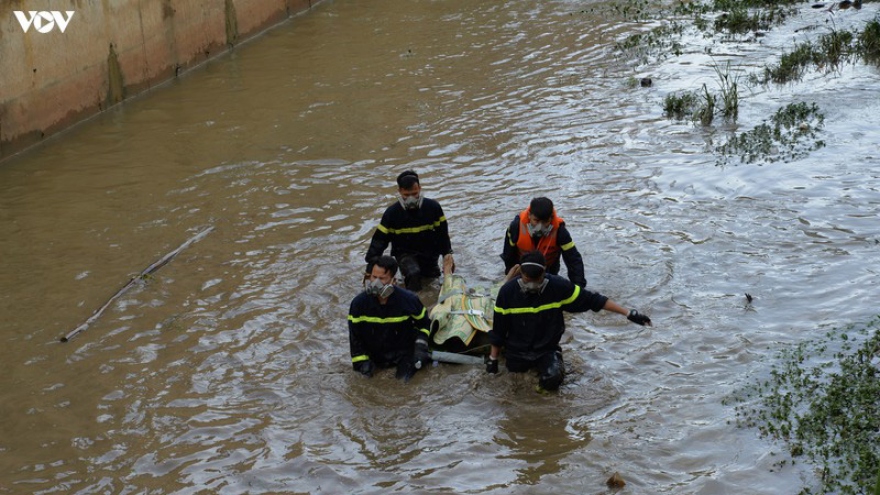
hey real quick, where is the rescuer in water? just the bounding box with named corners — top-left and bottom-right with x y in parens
top-left (486, 251), bottom-right (652, 391)
top-left (365, 170), bottom-right (454, 291)
top-left (348, 255), bottom-right (432, 381)
top-left (500, 197), bottom-right (586, 288)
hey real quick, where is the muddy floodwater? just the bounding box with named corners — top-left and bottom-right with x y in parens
top-left (1, 0), bottom-right (879, 493)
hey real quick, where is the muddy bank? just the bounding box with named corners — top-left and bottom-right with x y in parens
top-left (0, 0), bottom-right (319, 163)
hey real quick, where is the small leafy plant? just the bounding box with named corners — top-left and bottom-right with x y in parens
top-left (716, 102), bottom-right (825, 165)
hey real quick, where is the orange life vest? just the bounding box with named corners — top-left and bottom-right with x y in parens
top-left (516, 208), bottom-right (564, 268)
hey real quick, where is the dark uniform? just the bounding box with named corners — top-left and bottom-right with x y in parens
top-left (365, 198), bottom-right (452, 288)
top-left (348, 288), bottom-right (431, 374)
top-left (489, 273), bottom-right (607, 390)
top-left (500, 215), bottom-right (586, 287)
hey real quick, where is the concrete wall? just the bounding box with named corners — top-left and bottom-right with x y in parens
top-left (0, 0), bottom-right (319, 162)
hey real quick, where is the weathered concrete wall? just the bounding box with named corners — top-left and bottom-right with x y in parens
top-left (0, 0), bottom-right (318, 162)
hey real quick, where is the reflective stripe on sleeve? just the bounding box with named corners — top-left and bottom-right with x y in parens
top-left (494, 285), bottom-right (581, 315)
top-left (348, 314), bottom-right (411, 324)
top-left (381, 217), bottom-right (446, 235)
top-left (352, 354), bottom-right (369, 363)
top-left (347, 307), bottom-right (426, 324)
top-left (560, 240), bottom-right (575, 251)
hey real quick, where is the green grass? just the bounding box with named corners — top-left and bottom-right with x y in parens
top-left (758, 19), bottom-right (880, 84)
top-left (759, 42), bottom-right (816, 84)
top-left (714, 60), bottom-right (741, 120)
top-left (663, 91), bottom-right (701, 120)
top-left (662, 60), bottom-right (742, 125)
top-left (858, 17), bottom-right (880, 65)
top-left (727, 316), bottom-right (880, 495)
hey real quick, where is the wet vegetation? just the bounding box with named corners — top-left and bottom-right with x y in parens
top-left (859, 17), bottom-right (880, 62)
top-left (662, 61), bottom-right (742, 125)
top-left (683, 0), bottom-right (805, 32)
top-left (603, 0), bottom-right (880, 491)
top-left (663, 90), bottom-right (702, 120)
top-left (607, 0), bottom-right (880, 165)
top-left (716, 101), bottom-right (825, 164)
top-left (757, 23), bottom-right (880, 84)
top-left (726, 316), bottom-right (880, 494)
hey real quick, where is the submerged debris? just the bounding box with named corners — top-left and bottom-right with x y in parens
top-left (606, 471), bottom-right (627, 489)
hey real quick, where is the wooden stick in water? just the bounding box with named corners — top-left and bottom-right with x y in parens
top-left (60, 226), bottom-right (214, 342)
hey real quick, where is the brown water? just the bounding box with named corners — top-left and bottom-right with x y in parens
top-left (2, 0), bottom-right (879, 493)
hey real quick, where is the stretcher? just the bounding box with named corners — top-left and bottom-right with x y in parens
top-left (428, 273), bottom-right (500, 356)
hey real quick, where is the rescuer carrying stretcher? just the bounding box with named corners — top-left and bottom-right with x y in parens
top-left (365, 170), bottom-right (454, 292)
top-left (487, 250), bottom-right (652, 391)
top-left (501, 197), bottom-right (587, 287)
top-left (347, 255), bottom-right (432, 382)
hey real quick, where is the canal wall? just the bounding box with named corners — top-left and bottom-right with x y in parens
top-left (0, 0), bottom-right (320, 163)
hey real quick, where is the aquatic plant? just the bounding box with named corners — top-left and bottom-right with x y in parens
top-left (857, 17), bottom-right (880, 65)
top-left (698, 83), bottom-right (717, 125)
top-left (614, 22), bottom-right (688, 63)
top-left (673, 0), bottom-right (799, 34)
top-left (611, 0), bottom-right (878, 84)
top-left (758, 20), bottom-right (880, 84)
top-left (716, 102), bottom-right (825, 164)
top-left (663, 91), bottom-right (701, 120)
top-left (727, 315), bottom-right (880, 494)
top-left (758, 42), bottom-right (815, 84)
top-left (818, 29), bottom-right (855, 70)
top-left (714, 6), bottom-right (788, 34)
top-left (607, 0), bottom-right (654, 22)
top-left (661, 61), bottom-right (742, 125)
top-left (713, 60), bottom-right (742, 120)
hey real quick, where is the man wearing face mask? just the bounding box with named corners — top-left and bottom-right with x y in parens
top-left (348, 255), bottom-right (432, 381)
top-left (365, 170), bottom-right (453, 292)
top-left (500, 197), bottom-right (586, 287)
top-left (487, 251), bottom-right (652, 391)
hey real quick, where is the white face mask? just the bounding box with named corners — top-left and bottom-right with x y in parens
top-left (527, 222), bottom-right (552, 237)
top-left (399, 194), bottom-right (423, 210)
top-left (365, 278), bottom-right (395, 298)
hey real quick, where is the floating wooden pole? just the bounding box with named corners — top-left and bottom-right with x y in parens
top-left (61, 226), bottom-right (214, 342)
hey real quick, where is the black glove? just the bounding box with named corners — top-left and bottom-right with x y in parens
top-left (353, 359), bottom-right (374, 377)
top-left (414, 338), bottom-right (431, 370)
top-left (486, 356), bottom-right (499, 374)
top-left (396, 358), bottom-right (417, 382)
top-left (627, 309), bottom-right (652, 326)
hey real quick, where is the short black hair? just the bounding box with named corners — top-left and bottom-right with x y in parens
top-left (529, 197), bottom-right (554, 222)
top-left (396, 170), bottom-right (420, 189)
top-left (371, 255), bottom-right (399, 277)
top-left (519, 251), bottom-right (546, 278)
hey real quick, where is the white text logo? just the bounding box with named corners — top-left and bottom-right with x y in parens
top-left (14, 11), bottom-right (75, 33)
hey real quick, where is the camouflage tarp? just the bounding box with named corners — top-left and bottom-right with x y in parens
top-left (429, 274), bottom-right (499, 348)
